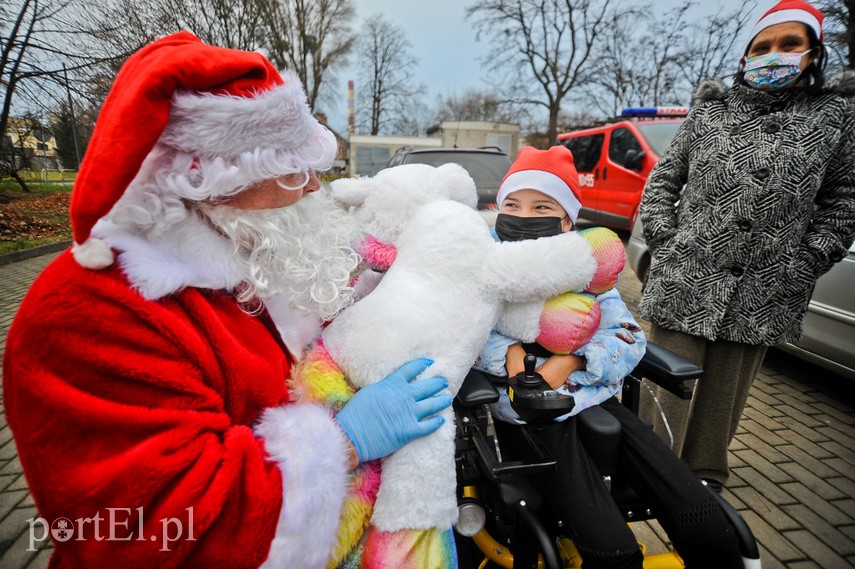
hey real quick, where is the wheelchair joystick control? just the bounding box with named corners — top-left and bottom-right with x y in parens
top-left (518, 354), bottom-right (542, 388)
top-left (507, 352), bottom-right (575, 423)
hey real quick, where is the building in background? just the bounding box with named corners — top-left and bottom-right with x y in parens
top-left (315, 113), bottom-right (350, 175)
top-left (426, 121), bottom-right (521, 158)
top-left (348, 135), bottom-right (442, 176)
top-left (346, 120), bottom-right (521, 177)
top-left (3, 117), bottom-right (61, 171)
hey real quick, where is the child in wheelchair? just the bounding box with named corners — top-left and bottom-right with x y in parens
top-left (466, 146), bottom-right (744, 569)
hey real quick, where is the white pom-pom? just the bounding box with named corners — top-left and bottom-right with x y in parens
top-left (72, 238), bottom-right (115, 269)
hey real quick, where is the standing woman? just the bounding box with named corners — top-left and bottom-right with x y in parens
top-left (638, 0), bottom-right (855, 492)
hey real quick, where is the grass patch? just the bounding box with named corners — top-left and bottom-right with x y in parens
top-left (0, 237), bottom-right (68, 256)
top-left (14, 170), bottom-right (78, 183)
top-left (0, 182), bottom-right (73, 256)
top-left (0, 181), bottom-right (73, 204)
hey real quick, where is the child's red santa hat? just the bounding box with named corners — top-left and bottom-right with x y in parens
top-left (748, 0), bottom-right (824, 46)
top-left (71, 31), bottom-right (333, 269)
top-left (496, 145), bottom-right (583, 222)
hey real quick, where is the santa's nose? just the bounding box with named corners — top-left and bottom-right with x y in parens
top-left (304, 170), bottom-right (321, 193)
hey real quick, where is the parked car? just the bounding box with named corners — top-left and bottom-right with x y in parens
top-left (386, 147), bottom-right (512, 209)
top-left (628, 218), bottom-right (855, 381)
top-left (556, 107), bottom-right (687, 231)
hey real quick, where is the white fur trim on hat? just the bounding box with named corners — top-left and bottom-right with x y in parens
top-left (749, 8), bottom-right (822, 44)
top-left (160, 70), bottom-right (324, 159)
top-left (71, 237), bottom-right (115, 269)
top-left (497, 170), bottom-right (582, 222)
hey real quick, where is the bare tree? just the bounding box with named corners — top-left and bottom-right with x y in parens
top-left (2, 0), bottom-right (117, 189)
top-left (388, 99), bottom-right (435, 137)
top-left (635, 3), bottom-right (694, 106)
top-left (92, 0), bottom-right (268, 74)
top-left (579, 2), bottom-right (756, 119)
top-left (51, 98), bottom-right (88, 170)
top-left (260, 0), bottom-right (357, 110)
top-left (814, 0), bottom-right (853, 70)
top-left (94, 0), bottom-right (174, 57)
top-left (170, 0), bottom-right (265, 50)
top-left (679, 1), bottom-right (756, 90)
top-left (579, 3), bottom-right (688, 117)
top-left (579, 9), bottom-right (639, 117)
top-left (467, 0), bottom-right (614, 144)
top-left (0, 113), bottom-right (40, 190)
top-left (354, 14), bottom-right (422, 135)
top-left (525, 108), bottom-right (600, 148)
top-left (89, 0), bottom-right (357, 116)
top-left (432, 89), bottom-right (524, 124)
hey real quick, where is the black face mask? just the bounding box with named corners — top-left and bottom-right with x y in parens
top-left (495, 213), bottom-right (566, 242)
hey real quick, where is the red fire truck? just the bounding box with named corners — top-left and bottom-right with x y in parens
top-left (556, 107), bottom-right (688, 231)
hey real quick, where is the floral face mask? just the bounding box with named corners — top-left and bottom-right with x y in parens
top-left (742, 50), bottom-right (812, 91)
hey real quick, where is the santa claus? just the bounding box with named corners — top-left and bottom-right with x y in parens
top-left (3, 32), bottom-right (450, 568)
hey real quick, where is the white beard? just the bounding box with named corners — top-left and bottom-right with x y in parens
top-left (196, 189), bottom-right (359, 321)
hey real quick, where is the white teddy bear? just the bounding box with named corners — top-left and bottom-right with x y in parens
top-left (315, 162), bottom-right (617, 536)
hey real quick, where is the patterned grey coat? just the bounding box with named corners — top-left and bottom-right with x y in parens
top-left (639, 72), bottom-right (855, 345)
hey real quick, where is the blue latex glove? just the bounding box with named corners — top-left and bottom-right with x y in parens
top-left (335, 358), bottom-right (451, 463)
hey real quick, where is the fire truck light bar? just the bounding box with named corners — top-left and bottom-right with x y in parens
top-left (621, 106), bottom-right (689, 117)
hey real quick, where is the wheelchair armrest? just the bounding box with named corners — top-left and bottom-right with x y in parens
top-left (457, 368), bottom-right (500, 406)
top-left (631, 342), bottom-right (701, 400)
top-left (576, 406), bottom-right (621, 476)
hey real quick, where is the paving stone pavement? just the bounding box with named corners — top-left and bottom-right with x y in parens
top-left (0, 249), bottom-right (853, 568)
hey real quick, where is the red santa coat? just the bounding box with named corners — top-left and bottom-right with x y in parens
top-left (3, 251), bottom-right (351, 568)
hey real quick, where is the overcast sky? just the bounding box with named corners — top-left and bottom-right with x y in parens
top-left (325, 0), bottom-right (782, 132)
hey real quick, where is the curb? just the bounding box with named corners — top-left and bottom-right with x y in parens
top-left (0, 241), bottom-right (71, 266)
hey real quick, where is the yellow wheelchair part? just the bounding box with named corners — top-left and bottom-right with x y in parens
top-left (462, 486), bottom-right (685, 569)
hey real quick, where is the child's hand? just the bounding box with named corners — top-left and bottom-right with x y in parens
top-left (505, 344), bottom-right (528, 378)
top-left (537, 354), bottom-right (586, 389)
top-left (505, 345), bottom-right (585, 390)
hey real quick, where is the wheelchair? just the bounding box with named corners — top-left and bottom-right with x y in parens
top-left (452, 343), bottom-right (762, 569)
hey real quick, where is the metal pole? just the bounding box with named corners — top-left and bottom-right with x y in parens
top-left (62, 63), bottom-right (82, 170)
top-left (42, 114), bottom-right (48, 182)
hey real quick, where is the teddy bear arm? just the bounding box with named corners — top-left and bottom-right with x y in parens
top-left (483, 233), bottom-right (596, 303)
top-left (494, 301), bottom-right (543, 343)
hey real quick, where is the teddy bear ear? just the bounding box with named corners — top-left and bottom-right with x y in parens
top-left (329, 176), bottom-right (373, 207)
top-left (435, 163), bottom-right (477, 209)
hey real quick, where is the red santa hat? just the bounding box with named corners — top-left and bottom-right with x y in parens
top-left (748, 0), bottom-right (824, 46)
top-left (496, 145), bottom-right (583, 222)
top-left (71, 31), bottom-right (334, 269)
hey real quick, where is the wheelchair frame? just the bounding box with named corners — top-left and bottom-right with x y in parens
top-left (453, 343), bottom-right (761, 569)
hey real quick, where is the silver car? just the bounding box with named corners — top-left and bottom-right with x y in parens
top-left (627, 218), bottom-right (855, 381)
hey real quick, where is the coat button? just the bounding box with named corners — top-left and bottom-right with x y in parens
top-left (765, 122), bottom-right (781, 134)
top-left (730, 125), bottom-right (742, 135)
top-left (753, 168), bottom-right (771, 180)
top-left (731, 266), bottom-right (744, 277)
top-left (737, 219), bottom-right (753, 231)
top-left (830, 250), bottom-right (845, 263)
